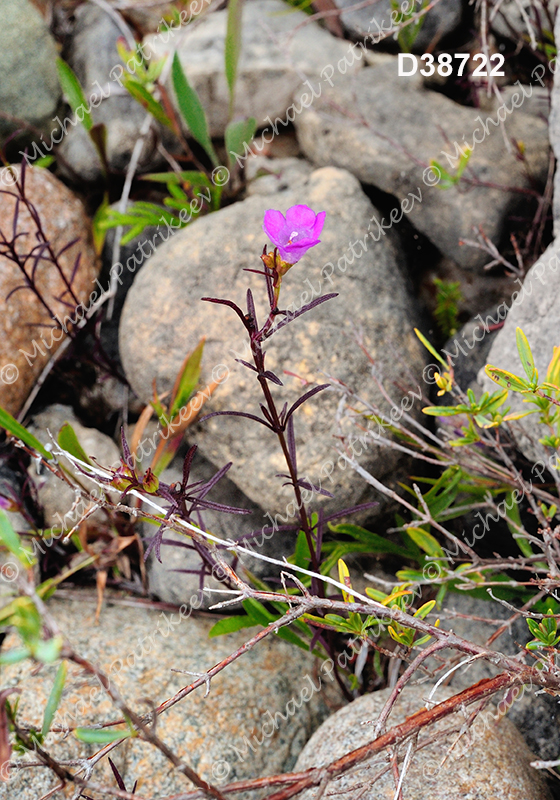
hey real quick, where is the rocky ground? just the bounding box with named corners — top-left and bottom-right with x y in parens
top-left (1, 0), bottom-right (560, 798)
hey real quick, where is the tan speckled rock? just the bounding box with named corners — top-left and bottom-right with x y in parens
top-left (294, 684), bottom-right (551, 800)
top-left (0, 595), bottom-right (333, 799)
top-left (0, 166), bottom-right (98, 416)
top-left (119, 167), bottom-right (426, 519)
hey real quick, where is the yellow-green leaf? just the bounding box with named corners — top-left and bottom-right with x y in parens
top-left (485, 365), bottom-right (531, 393)
top-left (406, 527), bottom-right (444, 558)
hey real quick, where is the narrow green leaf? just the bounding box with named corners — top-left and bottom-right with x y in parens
top-left (225, 117), bottom-right (256, 170)
top-left (75, 727), bottom-right (135, 744)
top-left (516, 327), bottom-right (537, 383)
top-left (91, 193), bottom-right (110, 255)
top-left (56, 59), bottom-right (93, 132)
top-left (338, 558), bottom-right (353, 604)
top-left (171, 52), bottom-right (219, 167)
top-left (0, 407), bottom-right (52, 460)
top-left (293, 530), bottom-right (311, 568)
top-left (123, 78), bottom-right (173, 129)
top-left (414, 328), bottom-right (447, 368)
top-left (208, 615), bottom-right (256, 637)
top-left (34, 155), bottom-right (55, 169)
top-left (0, 647), bottom-right (30, 665)
top-left (169, 338), bottom-right (205, 419)
top-left (328, 524), bottom-right (415, 558)
top-left (242, 597), bottom-right (273, 626)
top-left (225, 0), bottom-right (244, 117)
top-left (41, 661), bottom-right (68, 739)
top-left (485, 366), bottom-right (531, 393)
top-left (58, 423), bottom-right (92, 466)
top-left (413, 599), bottom-right (436, 619)
top-left (0, 509), bottom-right (34, 566)
top-left (406, 527), bottom-right (444, 558)
top-left (422, 405), bottom-right (466, 417)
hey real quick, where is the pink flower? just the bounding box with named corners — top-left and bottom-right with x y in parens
top-left (263, 204), bottom-right (326, 264)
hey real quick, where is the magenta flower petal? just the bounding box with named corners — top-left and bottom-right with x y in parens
top-left (262, 204), bottom-right (326, 264)
top-left (285, 204), bottom-right (317, 228)
top-left (312, 211), bottom-right (326, 239)
top-left (263, 209), bottom-right (287, 240)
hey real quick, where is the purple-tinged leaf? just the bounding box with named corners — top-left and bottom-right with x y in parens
top-left (108, 758), bottom-right (127, 791)
top-left (259, 404), bottom-right (275, 427)
top-left (182, 444), bottom-right (198, 488)
top-left (284, 384), bottom-right (329, 424)
top-left (235, 358), bottom-right (257, 372)
top-left (246, 288), bottom-right (257, 326)
top-left (200, 409), bottom-right (273, 430)
top-left (262, 293), bottom-right (338, 340)
top-left (192, 498), bottom-right (252, 514)
top-left (69, 251), bottom-right (82, 287)
top-left (321, 502), bottom-right (379, 524)
top-left (297, 479), bottom-right (333, 498)
top-left (194, 461), bottom-right (231, 498)
top-left (5, 284), bottom-right (30, 302)
top-left (201, 296), bottom-right (250, 330)
top-left (160, 537), bottom-right (196, 550)
top-left (144, 523), bottom-right (167, 562)
top-left (120, 427), bottom-right (132, 468)
top-left (262, 370), bottom-right (283, 386)
top-left (55, 237), bottom-right (80, 260)
top-left (12, 197), bottom-right (19, 241)
top-left (286, 415), bottom-right (297, 470)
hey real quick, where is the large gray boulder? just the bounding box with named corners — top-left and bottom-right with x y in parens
top-left (119, 166), bottom-right (426, 518)
top-left (550, 11), bottom-right (560, 236)
top-left (0, 0), bottom-right (60, 138)
top-left (294, 61), bottom-right (550, 271)
top-left (478, 237), bottom-right (560, 463)
top-left (0, 595), bottom-right (332, 798)
top-left (294, 683), bottom-right (551, 800)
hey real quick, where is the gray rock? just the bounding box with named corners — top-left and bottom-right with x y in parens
top-left (294, 683), bottom-right (551, 800)
top-left (550, 11), bottom-right (560, 237)
top-left (334, 0), bottom-right (462, 53)
top-left (57, 4), bottom-right (157, 182)
top-left (245, 156), bottom-right (313, 197)
top-left (145, 0), bottom-right (363, 137)
top-left (145, 456), bottom-right (297, 609)
top-left (27, 405), bottom-right (121, 530)
top-left (0, 594), bottom-right (332, 798)
top-left (294, 62), bottom-right (550, 271)
top-left (0, 0), bottom-right (60, 138)
top-left (437, 594), bottom-right (560, 763)
top-left (119, 166), bottom-right (426, 518)
top-left (478, 237), bottom-right (560, 463)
